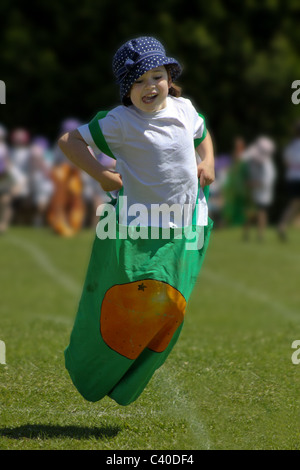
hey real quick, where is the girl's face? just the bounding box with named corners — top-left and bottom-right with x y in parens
top-left (129, 66), bottom-right (172, 113)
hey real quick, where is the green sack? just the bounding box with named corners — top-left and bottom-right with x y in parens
top-left (64, 112), bottom-right (213, 406)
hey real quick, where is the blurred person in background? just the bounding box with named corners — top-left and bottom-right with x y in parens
top-left (9, 128), bottom-right (32, 224)
top-left (47, 118), bottom-right (85, 237)
top-left (28, 137), bottom-right (54, 227)
top-left (207, 153), bottom-right (231, 228)
top-left (242, 136), bottom-right (277, 242)
top-left (0, 125), bottom-right (13, 233)
top-left (222, 136), bottom-right (252, 227)
top-left (277, 121), bottom-right (300, 241)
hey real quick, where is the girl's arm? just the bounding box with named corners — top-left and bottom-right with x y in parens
top-left (58, 129), bottom-right (123, 192)
top-left (195, 131), bottom-right (215, 188)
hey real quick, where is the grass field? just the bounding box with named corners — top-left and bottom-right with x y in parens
top-left (0, 225), bottom-right (299, 450)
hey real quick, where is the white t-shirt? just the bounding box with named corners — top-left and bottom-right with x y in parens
top-left (249, 158), bottom-right (277, 205)
top-left (78, 96), bottom-right (208, 227)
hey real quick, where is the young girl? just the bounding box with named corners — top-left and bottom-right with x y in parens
top-left (59, 37), bottom-right (215, 406)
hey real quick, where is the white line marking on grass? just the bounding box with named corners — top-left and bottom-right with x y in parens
top-left (6, 235), bottom-right (81, 295)
top-left (154, 368), bottom-right (211, 450)
top-left (202, 268), bottom-right (299, 321)
top-left (241, 242), bottom-right (300, 267)
top-left (31, 313), bottom-right (73, 326)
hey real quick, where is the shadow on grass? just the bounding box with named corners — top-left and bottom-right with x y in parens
top-left (0, 424), bottom-right (121, 440)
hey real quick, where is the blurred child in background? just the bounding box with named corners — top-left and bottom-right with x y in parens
top-left (9, 128), bottom-right (31, 224)
top-left (243, 136), bottom-right (277, 242)
top-left (0, 125), bottom-right (13, 233)
top-left (28, 137), bottom-right (54, 227)
top-left (278, 121), bottom-right (300, 241)
top-left (48, 118), bottom-right (85, 236)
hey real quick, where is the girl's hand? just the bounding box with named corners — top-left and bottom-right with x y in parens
top-left (197, 161), bottom-right (215, 188)
top-left (100, 170), bottom-right (123, 192)
top-left (195, 131), bottom-right (215, 188)
top-left (58, 130), bottom-right (123, 192)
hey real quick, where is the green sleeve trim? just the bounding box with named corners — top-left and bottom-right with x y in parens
top-left (203, 185), bottom-right (210, 202)
top-left (88, 111), bottom-right (116, 160)
top-left (194, 113), bottom-right (207, 148)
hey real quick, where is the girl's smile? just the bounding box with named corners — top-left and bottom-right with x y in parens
top-left (142, 92), bottom-right (158, 104)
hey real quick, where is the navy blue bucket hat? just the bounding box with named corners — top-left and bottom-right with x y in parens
top-left (112, 37), bottom-right (182, 103)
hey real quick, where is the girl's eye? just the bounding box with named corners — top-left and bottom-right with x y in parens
top-left (134, 75), bottom-right (162, 85)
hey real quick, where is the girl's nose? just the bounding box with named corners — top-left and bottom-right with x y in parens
top-left (145, 77), bottom-right (155, 88)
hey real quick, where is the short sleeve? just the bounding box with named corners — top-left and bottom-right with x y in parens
top-left (183, 98), bottom-right (207, 146)
top-left (77, 109), bottom-right (124, 159)
top-left (193, 112), bottom-right (207, 147)
top-left (76, 123), bottom-right (99, 156)
top-left (195, 113), bottom-right (206, 141)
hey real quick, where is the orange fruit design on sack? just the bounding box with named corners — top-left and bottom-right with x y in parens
top-left (100, 280), bottom-right (186, 360)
